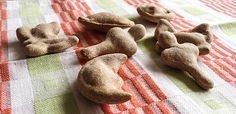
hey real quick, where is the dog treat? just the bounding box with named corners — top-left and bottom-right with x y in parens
top-left (155, 19), bottom-right (212, 55)
top-left (16, 22), bottom-right (79, 57)
top-left (159, 31), bottom-right (214, 90)
top-left (77, 53), bottom-right (131, 104)
top-left (78, 12), bottom-right (135, 32)
top-left (137, 4), bottom-right (175, 23)
top-left (80, 24), bottom-right (146, 60)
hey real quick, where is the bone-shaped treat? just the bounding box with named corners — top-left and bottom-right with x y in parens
top-left (16, 22), bottom-right (79, 57)
top-left (78, 12), bottom-right (135, 32)
top-left (159, 31), bottom-right (214, 90)
top-left (137, 4), bottom-right (175, 23)
top-left (77, 53), bottom-right (131, 104)
top-left (155, 19), bottom-right (212, 55)
top-left (80, 24), bottom-right (146, 60)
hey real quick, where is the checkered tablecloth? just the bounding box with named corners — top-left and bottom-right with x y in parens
top-left (1, 0), bottom-right (236, 114)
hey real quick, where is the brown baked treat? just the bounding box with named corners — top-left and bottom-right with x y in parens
top-left (80, 24), bottom-right (146, 60)
top-left (16, 22), bottom-right (79, 57)
top-left (159, 31), bottom-right (214, 90)
top-left (155, 19), bottom-right (212, 55)
top-left (78, 12), bottom-right (135, 32)
top-left (77, 53), bottom-right (131, 104)
top-left (137, 4), bottom-right (175, 23)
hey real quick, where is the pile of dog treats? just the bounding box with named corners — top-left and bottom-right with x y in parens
top-left (16, 4), bottom-right (214, 104)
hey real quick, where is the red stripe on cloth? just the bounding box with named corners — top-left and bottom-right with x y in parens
top-left (131, 78), bottom-right (154, 104)
top-left (1, 10), bottom-right (6, 20)
top-left (60, 23), bottom-right (73, 35)
top-left (60, 2), bottom-right (70, 11)
top-left (81, 2), bottom-right (91, 10)
top-left (60, 12), bottom-right (71, 22)
top-left (157, 101), bottom-right (171, 114)
top-left (211, 45), bottom-right (229, 57)
top-left (118, 68), bottom-right (130, 80)
top-left (170, 21), bottom-right (184, 31)
top-left (224, 11), bottom-right (236, 18)
top-left (0, 83), bottom-right (2, 111)
top-left (208, 50), bottom-right (220, 59)
top-left (0, 3), bottom-right (2, 10)
top-left (129, 108), bottom-right (137, 114)
top-left (214, 39), bottom-right (236, 55)
top-left (0, 20), bottom-right (2, 31)
top-left (0, 47), bottom-right (2, 64)
top-left (122, 82), bottom-right (142, 107)
top-left (126, 60), bottom-right (141, 76)
top-left (101, 104), bottom-right (114, 114)
top-left (117, 104), bottom-right (127, 111)
top-left (143, 105), bottom-right (155, 114)
top-left (84, 10), bottom-right (91, 16)
top-left (219, 2), bottom-right (235, 11)
top-left (181, 19), bottom-right (195, 27)
top-left (77, 38), bottom-right (84, 48)
top-left (175, 20), bottom-right (192, 30)
top-left (1, 63), bottom-right (10, 81)
top-left (75, 49), bottom-right (86, 65)
top-left (68, 1), bottom-right (76, 10)
top-left (69, 10), bottom-right (78, 20)
top-left (53, 0), bottom-right (60, 3)
top-left (1, 31), bottom-right (7, 44)
top-left (223, 57), bottom-right (236, 69)
top-left (142, 74), bottom-right (167, 100)
top-left (70, 21), bottom-right (80, 33)
top-left (51, 4), bottom-right (61, 13)
top-left (75, 2), bottom-right (85, 11)
top-left (81, 31), bottom-right (95, 46)
top-left (1, 31), bottom-right (8, 62)
top-left (2, 108), bottom-right (11, 114)
top-left (215, 59), bottom-right (236, 79)
top-left (172, 11), bottom-right (184, 18)
top-left (203, 61), bottom-right (232, 82)
top-left (209, 3), bottom-right (227, 12)
top-left (200, 55), bottom-right (211, 61)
